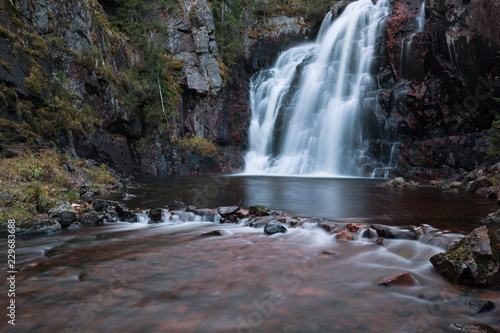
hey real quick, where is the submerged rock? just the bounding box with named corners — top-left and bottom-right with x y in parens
top-left (482, 210), bottom-right (500, 224)
top-left (446, 323), bottom-right (496, 333)
top-left (335, 231), bottom-right (356, 241)
top-left (201, 230), bottom-right (222, 236)
top-left (264, 224), bottom-right (287, 235)
top-left (0, 218), bottom-right (61, 237)
top-left (377, 272), bottom-right (418, 287)
top-left (430, 226), bottom-right (500, 287)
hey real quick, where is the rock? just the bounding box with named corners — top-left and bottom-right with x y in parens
top-left (370, 224), bottom-right (417, 240)
top-left (375, 238), bottom-right (385, 246)
top-left (0, 218), bottom-right (61, 237)
top-left (201, 230), bottom-right (222, 236)
top-left (194, 208), bottom-right (219, 222)
top-left (379, 177), bottom-right (405, 187)
top-left (48, 203), bottom-right (77, 228)
top-left (321, 223), bottom-right (333, 232)
top-left (77, 209), bottom-right (102, 226)
top-left (442, 295), bottom-right (495, 315)
top-left (430, 226), bottom-right (500, 287)
top-left (91, 199), bottom-right (119, 212)
top-left (167, 201), bottom-right (186, 210)
top-left (264, 224), bottom-right (287, 235)
top-left (346, 223), bottom-right (366, 233)
top-left (335, 231), bottom-right (356, 241)
top-left (186, 205), bottom-right (197, 212)
top-left (149, 208), bottom-right (164, 222)
top-left (237, 209), bottom-right (249, 218)
top-left (248, 216), bottom-right (274, 228)
top-left (122, 211), bottom-right (139, 223)
top-left (377, 272), bottom-right (418, 287)
top-left (445, 323), bottom-right (496, 333)
top-left (249, 205), bottom-right (270, 216)
top-left (218, 206), bottom-right (239, 217)
top-left (482, 210), bottom-right (500, 224)
top-left (467, 177), bottom-right (493, 193)
top-left (67, 222), bottom-right (83, 230)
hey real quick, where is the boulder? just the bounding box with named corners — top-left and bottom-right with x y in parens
top-left (335, 231), bottom-right (356, 241)
top-left (91, 199), bottom-right (118, 212)
top-left (0, 218), bottom-right (61, 237)
top-left (346, 223), bottom-right (367, 233)
top-left (167, 200), bottom-right (186, 210)
top-left (77, 208), bottom-right (102, 226)
top-left (264, 224), bottom-right (287, 235)
top-left (430, 226), bottom-right (500, 287)
top-left (377, 272), bottom-right (418, 287)
top-left (482, 210), bottom-right (500, 224)
top-left (149, 208), bottom-right (164, 222)
top-left (370, 224), bottom-right (417, 240)
top-left (218, 206), bottom-right (239, 217)
top-left (249, 205), bottom-right (270, 216)
top-left (379, 177), bottom-right (405, 187)
top-left (48, 203), bottom-right (77, 228)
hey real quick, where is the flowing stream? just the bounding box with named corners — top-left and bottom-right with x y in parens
top-left (244, 0), bottom-right (390, 177)
top-left (2, 176), bottom-right (500, 333)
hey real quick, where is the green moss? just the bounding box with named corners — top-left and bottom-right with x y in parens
top-left (25, 63), bottom-right (47, 95)
top-left (172, 136), bottom-right (217, 157)
top-left (0, 26), bottom-right (16, 40)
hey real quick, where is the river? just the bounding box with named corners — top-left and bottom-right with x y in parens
top-left (2, 176), bottom-right (500, 332)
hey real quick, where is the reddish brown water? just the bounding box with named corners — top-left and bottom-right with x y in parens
top-left (2, 176), bottom-right (500, 332)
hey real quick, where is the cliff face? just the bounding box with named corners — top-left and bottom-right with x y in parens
top-left (0, 0), bottom-right (318, 176)
top-left (374, 0), bottom-right (500, 180)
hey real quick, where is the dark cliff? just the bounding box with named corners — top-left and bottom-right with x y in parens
top-left (0, 0), bottom-right (320, 176)
top-left (374, 0), bottom-right (500, 180)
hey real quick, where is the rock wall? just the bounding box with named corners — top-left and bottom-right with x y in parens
top-left (374, 0), bottom-right (500, 180)
top-left (0, 0), bottom-right (318, 176)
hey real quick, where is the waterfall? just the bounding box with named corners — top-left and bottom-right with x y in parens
top-left (400, 1), bottom-right (426, 79)
top-left (244, 0), bottom-right (390, 177)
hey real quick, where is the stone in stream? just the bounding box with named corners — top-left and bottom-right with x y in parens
top-left (167, 200), bottom-right (186, 210)
top-left (335, 231), bottom-right (356, 241)
top-left (0, 218), bottom-right (61, 237)
top-left (48, 202), bottom-right (77, 228)
top-left (446, 323), bottom-right (497, 333)
top-left (90, 199), bottom-right (119, 212)
top-left (201, 230), bottom-right (222, 237)
top-left (122, 211), bottom-right (139, 223)
top-left (218, 206), bottom-right (239, 217)
top-left (249, 205), bottom-right (270, 216)
top-left (482, 209), bottom-right (500, 224)
top-left (430, 226), bottom-right (500, 288)
top-left (149, 208), bottom-right (164, 222)
top-left (370, 224), bottom-right (417, 240)
top-left (377, 272), bottom-right (418, 287)
top-left (346, 223), bottom-right (367, 233)
top-left (194, 208), bottom-right (219, 222)
top-left (67, 222), bottom-right (83, 230)
top-left (77, 208), bottom-right (102, 226)
top-left (264, 224), bottom-right (287, 235)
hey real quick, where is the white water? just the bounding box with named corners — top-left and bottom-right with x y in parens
top-left (400, 1), bottom-right (426, 79)
top-left (244, 0), bottom-right (390, 177)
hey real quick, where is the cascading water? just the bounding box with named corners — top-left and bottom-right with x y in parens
top-left (244, 0), bottom-right (390, 177)
top-left (400, 1), bottom-right (426, 79)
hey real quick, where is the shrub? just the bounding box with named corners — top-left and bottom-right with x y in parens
top-left (173, 136), bottom-right (217, 156)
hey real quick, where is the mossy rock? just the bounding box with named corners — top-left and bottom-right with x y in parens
top-left (0, 218), bottom-right (61, 237)
top-left (249, 205), bottom-right (270, 216)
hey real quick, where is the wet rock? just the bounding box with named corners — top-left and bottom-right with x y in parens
top-left (218, 206), bottom-right (239, 217)
top-left (370, 224), bottom-right (417, 240)
top-left (168, 201), bottom-right (186, 210)
top-left (379, 177), bottom-right (405, 187)
top-left (375, 238), bottom-right (385, 246)
top-left (91, 199), bottom-right (119, 212)
top-left (467, 178), bottom-right (493, 194)
top-left (186, 205), bottom-right (197, 212)
top-left (443, 296), bottom-right (495, 315)
top-left (430, 226), bottom-right (500, 287)
top-left (346, 223), bottom-right (367, 233)
top-left (321, 223), bottom-right (334, 232)
top-left (122, 211), bottom-right (139, 223)
top-left (335, 231), bottom-right (356, 241)
top-left (445, 323), bottom-right (496, 333)
top-left (0, 218), bottom-right (61, 237)
top-left (362, 228), bottom-right (379, 239)
top-left (237, 209), bottom-right (250, 218)
top-left (201, 230), bottom-right (222, 237)
top-left (264, 224), bottom-right (287, 235)
top-left (194, 208), bottom-right (218, 222)
top-left (149, 208), bottom-right (164, 222)
top-left (67, 222), bottom-right (83, 230)
top-left (77, 208), bottom-right (102, 226)
top-left (377, 272), bottom-right (418, 287)
top-left (249, 205), bottom-right (270, 216)
top-left (249, 216), bottom-right (275, 228)
top-left (48, 203), bottom-right (77, 228)
top-left (482, 210), bottom-right (500, 224)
